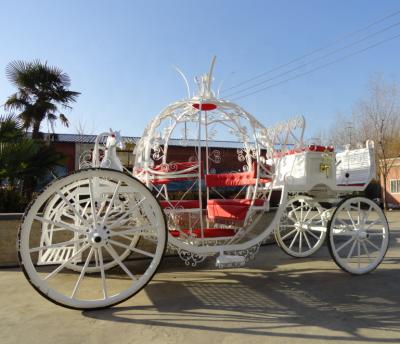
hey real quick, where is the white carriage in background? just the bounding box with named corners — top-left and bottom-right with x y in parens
top-left (17, 59), bottom-right (390, 310)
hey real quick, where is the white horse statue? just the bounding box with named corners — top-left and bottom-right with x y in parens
top-left (92, 129), bottom-right (124, 171)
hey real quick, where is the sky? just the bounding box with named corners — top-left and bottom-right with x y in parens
top-left (0, 0), bottom-right (400, 141)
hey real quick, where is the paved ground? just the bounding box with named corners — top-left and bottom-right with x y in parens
top-left (1, 212), bottom-right (400, 344)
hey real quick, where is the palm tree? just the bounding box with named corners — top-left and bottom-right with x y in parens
top-left (4, 60), bottom-right (80, 139)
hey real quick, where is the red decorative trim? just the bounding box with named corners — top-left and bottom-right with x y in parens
top-left (192, 103), bottom-right (217, 111)
top-left (273, 145), bottom-right (335, 158)
top-left (170, 227), bottom-right (235, 238)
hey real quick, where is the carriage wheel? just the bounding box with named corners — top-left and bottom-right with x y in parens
top-left (41, 179), bottom-right (141, 273)
top-left (328, 197), bottom-right (389, 275)
top-left (275, 196), bottom-right (327, 258)
top-left (18, 168), bottom-right (167, 309)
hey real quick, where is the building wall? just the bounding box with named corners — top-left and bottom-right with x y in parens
top-left (52, 142), bottom-right (76, 173)
top-left (157, 146), bottom-right (251, 173)
top-left (52, 141), bottom-right (260, 175)
top-left (384, 158), bottom-right (400, 206)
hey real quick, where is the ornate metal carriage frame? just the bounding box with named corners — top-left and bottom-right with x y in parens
top-left (17, 60), bottom-right (390, 310)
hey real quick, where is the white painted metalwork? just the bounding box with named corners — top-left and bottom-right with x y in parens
top-left (18, 58), bottom-right (390, 310)
top-left (275, 196), bottom-right (327, 258)
top-left (328, 197), bottom-right (389, 275)
top-left (19, 169), bottom-right (166, 309)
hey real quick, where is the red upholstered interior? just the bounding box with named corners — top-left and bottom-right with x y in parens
top-left (207, 198), bottom-right (265, 221)
top-left (205, 170), bottom-right (255, 187)
top-left (170, 227), bottom-right (236, 238)
top-left (160, 200), bottom-right (200, 209)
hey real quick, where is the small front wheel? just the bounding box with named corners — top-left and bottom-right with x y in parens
top-left (18, 168), bottom-right (167, 309)
top-left (328, 197), bottom-right (389, 275)
top-left (275, 196), bottom-right (327, 258)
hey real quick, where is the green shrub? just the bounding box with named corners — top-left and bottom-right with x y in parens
top-left (0, 188), bottom-right (29, 213)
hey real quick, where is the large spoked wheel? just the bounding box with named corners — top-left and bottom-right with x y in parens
top-left (328, 197), bottom-right (389, 275)
top-left (275, 196), bottom-right (327, 258)
top-left (18, 168), bottom-right (167, 309)
top-left (40, 179), bottom-right (141, 273)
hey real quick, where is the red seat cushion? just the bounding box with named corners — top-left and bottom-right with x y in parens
top-left (205, 171), bottom-right (256, 187)
top-left (170, 227), bottom-right (235, 238)
top-left (208, 199), bottom-right (264, 206)
top-left (160, 200), bottom-right (200, 209)
top-left (207, 199), bottom-right (264, 221)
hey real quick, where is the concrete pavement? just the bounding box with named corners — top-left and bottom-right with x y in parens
top-left (1, 212), bottom-right (400, 344)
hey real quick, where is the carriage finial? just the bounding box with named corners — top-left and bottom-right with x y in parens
top-left (195, 56), bottom-right (217, 99)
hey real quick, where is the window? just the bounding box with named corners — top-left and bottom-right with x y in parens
top-left (390, 179), bottom-right (400, 193)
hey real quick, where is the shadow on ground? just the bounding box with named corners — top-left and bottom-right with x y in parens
top-left (83, 252), bottom-right (400, 342)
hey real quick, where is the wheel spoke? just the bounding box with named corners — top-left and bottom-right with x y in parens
top-left (346, 209), bottom-right (357, 229)
top-left (300, 203), bottom-right (304, 221)
top-left (80, 201), bottom-right (91, 221)
top-left (94, 248), bottom-right (99, 268)
top-left (365, 238), bottom-right (380, 251)
top-left (303, 231), bottom-right (312, 249)
top-left (303, 207), bottom-right (312, 222)
top-left (280, 228), bottom-right (297, 240)
top-left (364, 219), bottom-right (382, 231)
top-left (290, 204), bottom-right (299, 221)
top-left (299, 232), bottom-right (302, 253)
top-left (361, 241), bottom-right (373, 262)
top-left (336, 237), bottom-right (354, 253)
top-left (34, 216), bottom-right (83, 235)
top-left (345, 240), bottom-right (357, 260)
top-left (109, 240), bottom-right (155, 258)
top-left (104, 245), bottom-right (137, 280)
top-left (71, 247), bottom-right (94, 299)
top-left (107, 200), bottom-right (146, 230)
top-left (97, 247), bottom-right (108, 299)
top-left (56, 191), bottom-right (90, 227)
top-left (109, 225), bottom-right (151, 238)
top-left (305, 229), bottom-right (319, 240)
top-left (101, 181), bottom-right (122, 226)
top-left (43, 244), bottom-right (90, 281)
top-left (280, 224), bottom-right (296, 228)
top-left (88, 178), bottom-right (98, 224)
top-left (289, 231), bottom-right (300, 249)
top-left (357, 241), bottom-right (361, 268)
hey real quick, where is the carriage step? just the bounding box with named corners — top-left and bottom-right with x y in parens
top-left (215, 254), bottom-right (246, 268)
top-left (38, 247), bottom-right (82, 265)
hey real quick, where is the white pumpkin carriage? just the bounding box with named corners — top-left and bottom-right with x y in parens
top-left (17, 60), bottom-right (389, 309)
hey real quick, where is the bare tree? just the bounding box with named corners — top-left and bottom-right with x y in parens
top-left (330, 75), bottom-right (400, 209)
top-left (356, 76), bottom-right (400, 209)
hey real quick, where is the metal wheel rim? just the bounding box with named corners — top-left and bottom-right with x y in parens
top-left (18, 169), bottom-right (167, 309)
top-left (276, 196), bottom-right (326, 258)
top-left (328, 197), bottom-right (389, 275)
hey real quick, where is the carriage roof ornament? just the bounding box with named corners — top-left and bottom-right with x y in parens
top-left (173, 56), bottom-right (217, 101)
top-left (194, 56), bottom-right (217, 100)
